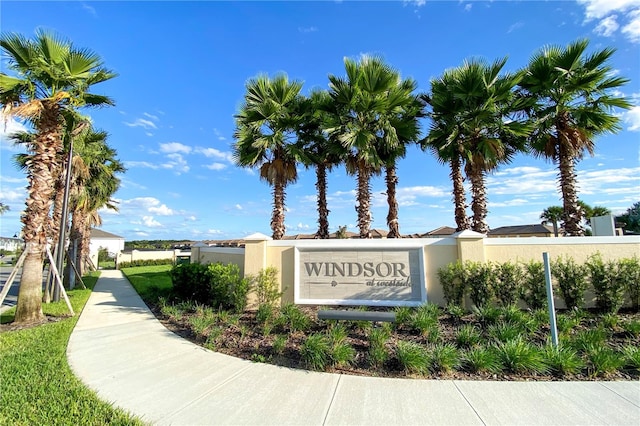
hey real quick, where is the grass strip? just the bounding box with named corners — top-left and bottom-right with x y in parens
top-left (0, 273), bottom-right (145, 426)
top-left (120, 264), bottom-right (173, 304)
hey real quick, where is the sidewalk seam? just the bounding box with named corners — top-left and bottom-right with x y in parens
top-left (322, 374), bottom-right (342, 425)
top-left (453, 381), bottom-right (487, 426)
top-left (599, 382), bottom-right (640, 408)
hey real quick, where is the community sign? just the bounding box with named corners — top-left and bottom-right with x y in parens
top-left (294, 246), bottom-right (426, 306)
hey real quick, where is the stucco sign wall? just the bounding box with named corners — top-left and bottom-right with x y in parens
top-left (294, 247), bottom-right (426, 306)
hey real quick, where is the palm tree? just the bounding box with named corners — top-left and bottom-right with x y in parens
top-left (67, 127), bottom-right (123, 276)
top-left (327, 56), bottom-right (409, 238)
top-left (518, 39), bottom-right (631, 236)
top-left (540, 205), bottom-right (563, 237)
top-left (377, 78), bottom-right (423, 238)
top-left (0, 203), bottom-right (8, 215)
top-left (293, 90), bottom-right (343, 239)
top-left (424, 58), bottom-right (530, 234)
top-left (0, 30), bottom-right (116, 323)
top-left (233, 74), bottom-right (302, 240)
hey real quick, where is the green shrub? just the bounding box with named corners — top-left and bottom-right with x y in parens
top-left (586, 347), bottom-right (623, 377)
top-left (428, 343), bottom-right (460, 373)
top-left (250, 266), bottom-right (281, 308)
top-left (327, 325), bottom-right (355, 368)
top-left (488, 322), bottom-right (522, 343)
top-left (493, 338), bottom-right (546, 374)
top-left (622, 319), bottom-right (640, 338)
top-left (461, 347), bottom-right (501, 373)
top-left (272, 335), bottom-right (287, 355)
top-left (368, 327), bottom-right (391, 368)
top-left (619, 257), bottom-right (640, 310)
top-left (446, 303), bottom-right (465, 321)
top-left (552, 256), bottom-right (588, 310)
top-left (118, 258), bottom-right (174, 268)
top-left (455, 324), bottom-right (482, 349)
top-left (438, 261), bottom-right (466, 307)
top-left (493, 262), bottom-right (523, 307)
top-left (300, 333), bottom-right (331, 370)
top-left (621, 345), bottom-right (640, 372)
top-left (473, 305), bottom-right (501, 326)
top-left (586, 253), bottom-right (626, 313)
top-left (395, 341), bottom-right (429, 374)
top-left (465, 261), bottom-right (493, 309)
top-left (394, 306), bottom-right (414, 327)
top-left (170, 262), bottom-right (212, 304)
top-left (570, 328), bottom-right (608, 354)
top-left (542, 344), bottom-right (584, 376)
top-left (208, 262), bottom-right (250, 313)
top-left (520, 260), bottom-right (547, 310)
top-left (279, 303), bottom-right (311, 332)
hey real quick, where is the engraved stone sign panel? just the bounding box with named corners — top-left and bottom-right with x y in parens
top-left (294, 247), bottom-right (426, 306)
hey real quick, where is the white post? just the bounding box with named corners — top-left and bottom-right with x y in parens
top-left (543, 252), bottom-right (558, 347)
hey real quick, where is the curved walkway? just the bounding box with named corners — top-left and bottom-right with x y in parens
top-left (67, 270), bottom-right (640, 425)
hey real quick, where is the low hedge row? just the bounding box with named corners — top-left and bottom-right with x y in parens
top-left (117, 258), bottom-right (174, 268)
top-left (438, 254), bottom-right (640, 313)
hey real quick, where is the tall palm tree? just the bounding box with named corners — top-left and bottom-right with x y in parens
top-left (0, 30), bottom-right (116, 323)
top-left (293, 90), bottom-right (343, 239)
top-left (327, 56), bottom-right (408, 238)
top-left (233, 74), bottom-right (302, 240)
top-left (377, 78), bottom-right (423, 238)
top-left (424, 58), bottom-right (530, 234)
top-left (540, 205), bottom-right (563, 237)
top-left (518, 39), bottom-right (631, 236)
top-left (68, 127), bottom-right (123, 276)
top-left (0, 203), bottom-right (8, 215)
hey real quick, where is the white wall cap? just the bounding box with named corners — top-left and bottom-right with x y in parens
top-left (244, 232), bottom-right (272, 241)
top-left (453, 230), bottom-right (486, 239)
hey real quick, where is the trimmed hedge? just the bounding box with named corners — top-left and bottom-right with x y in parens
top-left (117, 258), bottom-right (174, 268)
top-left (438, 256), bottom-right (640, 312)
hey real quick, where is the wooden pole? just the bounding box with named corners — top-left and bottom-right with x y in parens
top-left (45, 246), bottom-right (74, 316)
top-left (0, 250), bottom-right (27, 307)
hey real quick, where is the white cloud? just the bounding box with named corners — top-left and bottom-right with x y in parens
top-left (464, 3), bottom-right (472, 12)
top-left (577, 0), bottom-right (640, 42)
top-left (213, 128), bottom-right (227, 141)
top-left (0, 114), bottom-right (29, 151)
top-left (143, 112), bottom-right (159, 121)
top-left (81, 2), bottom-right (97, 17)
top-left (206, 229), bottom-right (224, 235)
top-left (124, 118), bottom-right (157, 129)
top-left (205, 163), bottom-right (227, 171)
top-left (624, 105), bottom-right (640, 131)
top-left (622, 9), bottom-right (640, 41)
top-left (507, 22), bottom-right (524, 33)
top-left (594, 15), bottom-right (620, 36)
top-left (196, 147), bottom-right (234, 162)
top-left (148, 204), bottom-right (175, 216)
top-left (160, 142), bottom-right (192, 154)
top-left (235, 204), bottom-right (243, 210)
top-left (142, 216), bottom-right (162, 227)
top-left (403, 0), bottom-right (425, 6)
top-left (163, 153), bottom-right (189, 174)
top-left (578, 0), bottom-right (640, 20)
top-left (124, 161), bottom-right (159, 169)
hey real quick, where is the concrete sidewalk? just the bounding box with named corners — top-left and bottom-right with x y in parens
top-left (67, 270), bottom-right (640, 425)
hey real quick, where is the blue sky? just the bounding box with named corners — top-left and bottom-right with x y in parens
top-left (1, 0), bottom-right (639, 241)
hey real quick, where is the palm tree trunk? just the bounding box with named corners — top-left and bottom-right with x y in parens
top-left (466, 161), bottom-right (489, 234)
top-left (357, 163), bottom-right (372, 239)
top-left (80, 218), bottom-right (92, 274)
top-left (315, 164), bottom-right (330, 239)
top-left (558, 143), bottom-right (584, 236)
top-left (451, 151), bottom-right (470, 232)
top-left (271, 180), bottom-right (286, 240)
top-left (386, 164), bottom-right (400, 238)
top-left (68, 208), bottom-right (83, 277)
top-left (15, 106), bottom-right (61, 324)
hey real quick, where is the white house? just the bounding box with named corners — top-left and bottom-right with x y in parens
top-left (89, 229), bottom-right (125, 266)
top-left (0, 236), bottom-right (24, 252)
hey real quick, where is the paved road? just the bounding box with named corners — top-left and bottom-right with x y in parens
top-left (1, 263), bottom-right (51, 314)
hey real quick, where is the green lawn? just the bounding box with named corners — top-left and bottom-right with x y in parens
top-left (0, 273), bottom-right (145, 426)
top-left (120, 264), bottom-right (173, 303)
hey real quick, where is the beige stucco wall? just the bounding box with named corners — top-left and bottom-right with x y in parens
top-left (192, 234), bottom-right (639, 309)
top-left (485, 237), bottom-right (640, 264)
top-left (194, 247), bottom-right (245, 276)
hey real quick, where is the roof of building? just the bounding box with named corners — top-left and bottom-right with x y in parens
top-left (90, 228), bottom-right (124, 240)
top-left (488, 224), bottom-right (554, 236)
top-left (425, 226), bottom-right (457, 236)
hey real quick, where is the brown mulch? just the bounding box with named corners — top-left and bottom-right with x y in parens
top-left (0, 315), bottom-right (67, 332)
top-left (147, 303), bottom-right (640, 381)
